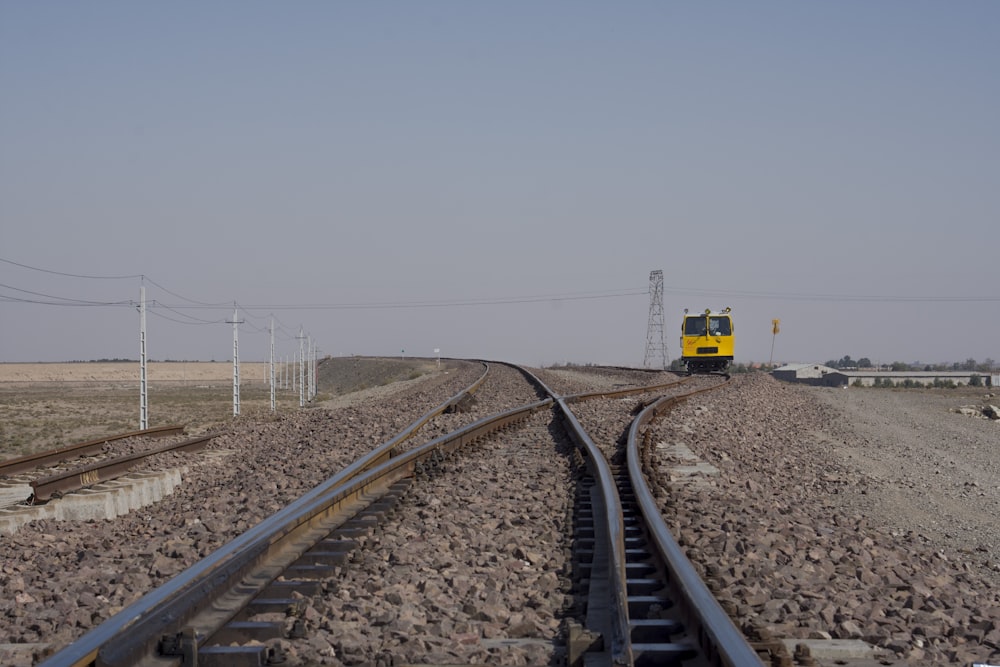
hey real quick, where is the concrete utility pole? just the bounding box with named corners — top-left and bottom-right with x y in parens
top-left (138, 285), bottom-right (148, 429)
top-left (228, 307), bottom-right (244, 416)
top-left (307, 336), bottom-right (315, 401)
top-left (643, 269), bottom-right (668, 369)
top-left (297, 327), bottom-right (306, 408)
top-left (269, 317), bottom-right (276, 412)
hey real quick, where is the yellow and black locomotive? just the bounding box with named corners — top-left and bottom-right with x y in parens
top-left (680, 307), bottom-right (734, 375)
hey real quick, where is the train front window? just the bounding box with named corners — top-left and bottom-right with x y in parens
top-left (709, 317), bottom-right (732, 335)
top-left (684, 318), bottom-right (707, 335)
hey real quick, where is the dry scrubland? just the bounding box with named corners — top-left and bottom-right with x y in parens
top-left (0, 362), bottom-right (276, 458)
top-left (0, 359), bottom-right (439, 460)
top-left (0, 362), bottom-right (268, 384)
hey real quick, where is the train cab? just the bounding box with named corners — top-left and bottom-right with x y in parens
top-left (680, 308), bottom-right (734, 375)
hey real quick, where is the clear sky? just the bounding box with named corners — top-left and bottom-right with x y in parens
top-left (2, 2), bottom-right (998, 368)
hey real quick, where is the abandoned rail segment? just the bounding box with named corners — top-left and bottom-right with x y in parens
top-left (0, 425), bottom-right (186, 477)
top-left (37, 365), bottom-right (763, 667)
top-left (28, 433), bottom-right (219, 504)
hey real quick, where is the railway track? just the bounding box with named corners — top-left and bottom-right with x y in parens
top-left (0, 426), bottom-right (186, 477)
top-left (0, 426), bottom-right (199, 508)
top-left (36, 364), bottom-right (763, 667)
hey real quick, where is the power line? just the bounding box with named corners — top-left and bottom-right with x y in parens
top-left (0, 256), bottom-right (142, 280)
top-left (146, 302), bottom-right (227, 325)
top-left (4, 256), bottom-right (1000, 313)
top-left (141, 275), bottom-right (232, 307)
top-left (170, 288), bottom-right (651, 311)
top-left (663, 287), bottom-right (1000, 303)
top-left (0, 282), bottom-right (133, 306)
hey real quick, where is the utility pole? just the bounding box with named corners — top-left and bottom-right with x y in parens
top-left (643, 269), bottom-right (668, 369)
top-left (138, 284), bottom-right (148, 429)
top-left (228, 306), bottom-right (244, 416)
top-left (307, 336), bottom-right (315, 401)
top-left (297, 327), bottom-right (306, 408)
top-left (269, 316), bottom-right (276, 412)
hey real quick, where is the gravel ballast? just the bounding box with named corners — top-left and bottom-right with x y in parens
top-left (3, 364), bottom-right (999, 666)
top-left (647, 373), bottom-right (1000, 666)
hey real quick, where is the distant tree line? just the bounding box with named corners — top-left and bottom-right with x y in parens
top-left (824, 355), bottom-right (996, 372)
top-left (73, 358), bottom-right (136, 363)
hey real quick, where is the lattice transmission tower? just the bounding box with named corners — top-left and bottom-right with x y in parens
top-left (643, 269), bottom-right (668, 369)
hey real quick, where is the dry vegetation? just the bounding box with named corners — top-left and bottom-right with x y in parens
top-left (0, 358), bottom-right (437, 460)
top-left (0, 362), bottom-right (289, 459)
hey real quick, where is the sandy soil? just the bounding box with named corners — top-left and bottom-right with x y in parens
top-left (0, 362), bottom-right (269, 384)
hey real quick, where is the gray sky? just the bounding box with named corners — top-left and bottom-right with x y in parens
top-left (2, 2), bottom-right (998, 368)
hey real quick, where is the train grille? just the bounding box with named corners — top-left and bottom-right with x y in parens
top-left (696, 347), bottom-right (719, 354)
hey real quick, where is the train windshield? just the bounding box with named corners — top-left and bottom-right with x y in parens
top-left (709, 316), bottom-right (732, 335)
top-left (684, 317), bottom-right (707, 335)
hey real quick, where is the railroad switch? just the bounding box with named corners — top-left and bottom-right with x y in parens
top-left (159, 627), bottom-right (200, 665)
top-left (564, 619), bottom-right (603, 667)
top-left (267, 642), bottom-right (287, 664)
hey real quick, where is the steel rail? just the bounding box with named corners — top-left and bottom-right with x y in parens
top-left (627, 381), bottom-right (764, 667)
top-left (39, 400), bottom-right (551, 667)
top-left (562, 376), bottom-right (700, 403)
top-left (40, 362), bottom-right (723, 667)
top-left (519, 366), bottom-right (688, 665)
top-left (0, 425), bottom-right (186, 476)
top-left (29, 433), bottom-right (217, 503)
top-left (333, 361), bottom-right (489, 470)
top-left (556, 396), bottom-right (633, 666)
top-left (36, 361), bottom-right (495, 667)
top-left (541, 369), bottom-right (753, 666)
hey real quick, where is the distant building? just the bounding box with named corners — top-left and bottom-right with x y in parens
top-left (772, 365), bottom-right (990, 388)
top-left (771, 364), bottom-right (837, 385)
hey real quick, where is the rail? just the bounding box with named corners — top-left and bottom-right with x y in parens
top-left (0, 425), bottom-right (185, 476)
top-left (37, 362), bottom-right (497, 667)
top-left (627, 381), bottom-right (763, 666)
top-left (29, 433), bottom-right (217, 503)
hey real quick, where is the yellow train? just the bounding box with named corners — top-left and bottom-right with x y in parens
top-left (680, 307), bottom-right (734, 375)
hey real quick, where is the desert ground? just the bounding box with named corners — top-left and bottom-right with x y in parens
top-left (0, 362), bottom-right (277, 458)
top-left (0, 361), bottom-right (269, 385)
top-left (0, 358), bottom-right (438, 459)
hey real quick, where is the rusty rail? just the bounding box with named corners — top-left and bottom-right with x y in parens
top-left (0, 425), bottom-right (185, 476)
top-left (30, 433), bottom-right (216, 503)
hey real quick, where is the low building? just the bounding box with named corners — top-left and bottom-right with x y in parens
top-left (773, 367), bottom-right (990, 388)
top-left (771, 364), bottom-right (838, 385)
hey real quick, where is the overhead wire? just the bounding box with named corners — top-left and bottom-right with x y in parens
top-left (4, 254), bottom-right (999, 318)
top-left (0, 256), bottom-right (142, 280)
top-left (0, 282), bottom-right (133, 307)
